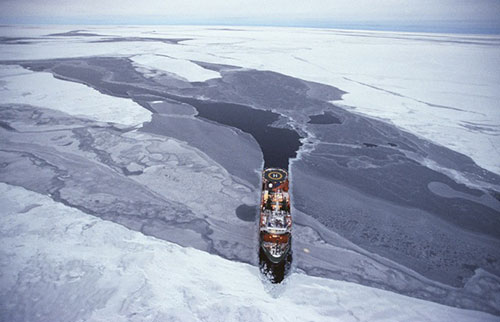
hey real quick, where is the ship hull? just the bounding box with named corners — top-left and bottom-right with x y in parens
top-left (259, 168), bottom-right (292, 267)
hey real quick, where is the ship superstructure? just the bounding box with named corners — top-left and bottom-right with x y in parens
top-left (259, 168), bottom-right (292, 264)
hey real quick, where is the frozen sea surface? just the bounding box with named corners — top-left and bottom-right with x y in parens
top-left (0, 64), bottom-right (151, 126)
top-left (1, 25), bottom-right (498, 174)
top-left (1, 183), bottom-right (498, 322)
top-left (1, 25), bottom-right (500, 318)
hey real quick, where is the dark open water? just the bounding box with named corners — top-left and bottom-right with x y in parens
top-left (179, 98), bottom-right (302, 169)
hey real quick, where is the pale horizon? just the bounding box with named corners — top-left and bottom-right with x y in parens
top-left (1, 0), bottom-right (500, 34)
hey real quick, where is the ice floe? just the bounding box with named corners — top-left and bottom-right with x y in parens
top-left (0, 64), bottom-right (151, 126)
top-left (131, 54), bottom-right (220, 82)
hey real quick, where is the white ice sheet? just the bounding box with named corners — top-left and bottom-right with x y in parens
top-left (131, 54), bottom-right (220, 82)
top-left (0, 64), bottom-right (151, 126)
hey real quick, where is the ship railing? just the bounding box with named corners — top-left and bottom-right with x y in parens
top-left (260, 227), bottom-right (288, 234)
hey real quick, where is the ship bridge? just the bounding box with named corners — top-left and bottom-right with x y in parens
top-left (260, 168), bottom-right (292, 236)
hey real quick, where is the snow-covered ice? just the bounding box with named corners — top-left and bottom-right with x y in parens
top-left (173, 28), bottom-right (500, 175)
top-left (131, 54), bottom-right (221, 82)
top-left (0, 64), bottom-right (151, 126)
top-left (1, 182), bottom-right (497, 322)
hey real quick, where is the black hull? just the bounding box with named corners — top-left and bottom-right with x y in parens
top-left (259, 246), bottom-right (293, 284)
